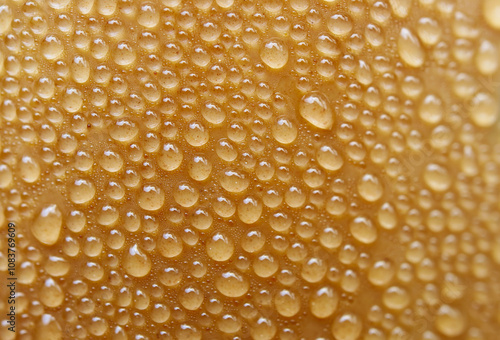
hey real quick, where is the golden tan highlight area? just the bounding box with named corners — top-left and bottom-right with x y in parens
top-left (1, 0), bottom-right (500, 339)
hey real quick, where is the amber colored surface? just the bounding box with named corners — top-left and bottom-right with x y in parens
top-left (1, 0), bottom-right (500, 339)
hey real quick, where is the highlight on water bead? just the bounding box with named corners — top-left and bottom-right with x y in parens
top-left (0, 0), bottom-right (500, 339)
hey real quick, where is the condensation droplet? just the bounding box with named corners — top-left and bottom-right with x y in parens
top-left (435, 305), bottom-right (466, 337)
top-left (31, 204), bottom-right (63, 246)
top-left (423, 163), bottom-right (451, 192)
top-left (299, 92), bottom-right (334, 130)
top-left (484, 0), bottom-right (500, 29)
top-left (350, 216), bottom-right (377, 244)
top-left (123, 244), bottom-right (151, 278)
top-left (138, 185), bottom-right (165, 211)
top-left (357, 174), bottom-right (383, 202)
top-left (331, 313), bottom-right (362, 340)
top-left (216, 271), bottom-right (249, 297)
top-left (469, 92), bottom-right (499, 128)
top-left (260, 40), bottom-right (288, 69)
top-left (398, 28), bottom-right (425, 67)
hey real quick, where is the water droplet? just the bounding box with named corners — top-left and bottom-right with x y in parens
top-left (138, 3), bottom-right (159, 28)
top-left (207, 232), bottom-right (234, 261)
top-left (251, 317), bottom-right (276, 340)
top-left (274, 289), bottom-right (300, 317)
top-left (253, 253), bottom-right (279, 278)
top-left (469, 92), bottom-right (499, 128)
top-left (217, 314), bottom-right (242, 334)
top-left (272, 117), bottom-right (298, 144)
top-left (389, 0), bottom-right (411, 18)
top-left (216, 271), bottom-right (249, 297)
top-left (327, 14), bottom-right (353, 37)
top-left (123, 244), bottom-right (151, 278)
top-left (238, 196), bottom-right (263, 224)
top-left (40, 278), bottom-right (64, 307)
top-left (319, 226), bottom-right (343, 249)
top-left (383, 286), bottom-right (410, 310)
top-left (185, 121), bottom-right (209, 147)
top-left (350, 216), bottom-right (377, 244)
top-left (174, 183), bottom-right (199, 207)
top-left (317, 145), bottom-right (343, 171)
top-left (435, 305), bottom-right (466, 337)
top-left (242, 230), bottom-right (265, 253)
top-left (368, 260), bottom-right (395, 287)
top-left (158, 143), bottom-right (183, 171)
top-left (331, 313), bottom-right (362, 340)
top-left (310, 286), bottom-right (339, 318)
top-left (398, 28), bottom-right (425, 67)
top-left (179, 285), bottom-right (204, 310)
top-left (158, 231), bottom-right (183, 258)
top-left (202, 102), bottom-right (226, 125)
top-left (188, 155), bottom-right (212, 181)
top-left (219, 169), bottom-right (249, 193)
top-left (419, 94), bottom-right (443, 124)
top-left (62, 87), bottom-right (83, 113)
top-left (423, 163), bottom-right (451, 192)
top-left (69, 179), bottom-right (96, 204)
top-left (19, 155), bottom-right (40, 183)
top-left (37, 314), bottom-right (62, 340)
top-left (301, 257), bottom-right (327, 283)
top-left (417, 17), bottom-right (442, 46)
top-left (31, 204), bottom-right (63, 246)
top-left (0, 5), bottom-right (12, 35)
top-left (138, 184), bottom-right (165, 211)
top-left (41, 35), bottom-right (64, 60)
top-left (260, 40), bottom-right (288, 69)
top-left (110, 119), bottom-right (138, 142)
top-left (483, 0), bottom-right (500, 29)
top-left (357, 174), bottom-right (383, 202)
top-left (113, 42), bottom-right (136, 66)
top-left (299, 92), bottom-right (333, 130)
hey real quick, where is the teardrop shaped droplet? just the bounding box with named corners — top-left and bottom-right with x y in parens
top-left (398, 28), bottom-right (425, 67)
top-left (31, 204), bottom-right (63, 246)
top-left (299, 92), bottom-right (334, 130)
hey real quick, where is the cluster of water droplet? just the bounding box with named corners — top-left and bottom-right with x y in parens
top-left (1, 0), bottom-right (500, 339)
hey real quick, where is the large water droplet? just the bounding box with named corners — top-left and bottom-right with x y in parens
top-left (423, 163), bottom-right (451, 192)
top-left (357, 174), bottom-right (383, 202)
top-left (389, 0), bottom-right (412, 18)
top-left (274, 289), bottom-right (301, 317)
top-left (69, 179), bottom-right (96, 204)
top-left (138, 184), bottom-right (165, 211)
top-left (350, 216), bottom-right (377, 244)
top-left (31, 204), bottom-right (63, 246)
top-left (36, 314), bottom-right (62, 340)
top-left (419, 94), bottom-right (443, 124)
top-left (331, 313), bottom-right (362, 340)
top-left (435, 305), bottom-right (466, 337)
top-left (272, 117), bottom-right (298, 144)
top-left (398, 28), bottom-right (425, 67)
top-left (260, 39), bottom-right (288, 69)
top-left (310, 286), bottom-right (339, 318)
top-left (299, 92), bottom-right (334, 130)
top-left (0, 5), bottom-right (12, 35)
top-left (484, 0), bottom-right (500, 30)
top-left (216, 271), bottom-right (249, 297)
top-left (40, 278), bottom-right (64, 307)
top-left (469, 92), bottom-right (499, 127)
top-left (19, 156), bottom-right (41, 183)
top-left (123, 244), bottom-right (152, 278)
